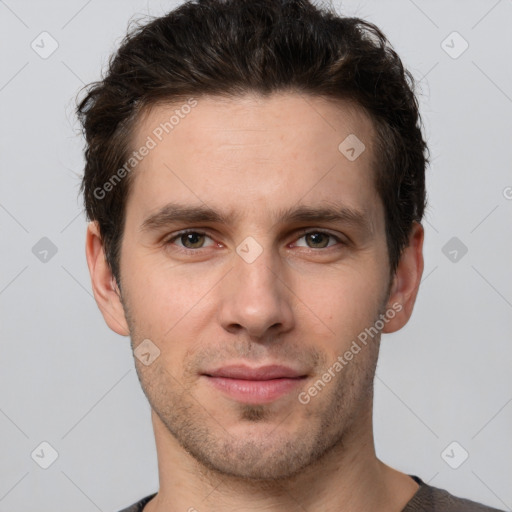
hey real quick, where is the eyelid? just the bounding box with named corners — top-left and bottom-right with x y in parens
top-left (164, 229), bottom-right (217, 249)
top-left (291, 229), bottom-right (345, 248)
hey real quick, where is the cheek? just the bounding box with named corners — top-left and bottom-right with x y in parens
top-left (291, 264), bottom-right (386, 348)
top-left (121, 252), bottom-right (219, 338)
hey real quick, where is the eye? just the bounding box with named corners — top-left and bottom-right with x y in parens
top-left (293, 230), bottom-right (342, 249)
top-left (166, 230), bottom-right (216, 250)
top-left (163, 229), bottom-right (343, 252)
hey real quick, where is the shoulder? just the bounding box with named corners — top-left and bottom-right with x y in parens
top-left (404, 476), bottom-right (505, 512)
top-left (116, 492), bottom-right (157, 512)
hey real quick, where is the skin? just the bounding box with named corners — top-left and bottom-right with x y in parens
top-left (86, 92), bottom-right (424, 512)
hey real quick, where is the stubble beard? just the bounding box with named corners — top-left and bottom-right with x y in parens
top-left (121, 290), bottom-right (384, 485)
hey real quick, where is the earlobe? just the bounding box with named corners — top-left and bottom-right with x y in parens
top-left (85, 221), bottom-right (130, 336)
top-left (382, 222), bottom-right (424, 334)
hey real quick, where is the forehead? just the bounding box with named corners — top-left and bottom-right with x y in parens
top-left (127, 93), bottom-right (381, 225)
top-left (133, 92), bottom-right (376, 163)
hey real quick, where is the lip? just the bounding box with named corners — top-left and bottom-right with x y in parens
top-left (204, 364), bottom-right (305, 380)
top-left (202, 364), bottom-right (307, 404)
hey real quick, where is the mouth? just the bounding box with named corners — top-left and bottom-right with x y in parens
top-left (202, 364), bottom-right (308, 404)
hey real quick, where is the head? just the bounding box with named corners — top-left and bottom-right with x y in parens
top-left (81, 0), bottom-right (427, 481)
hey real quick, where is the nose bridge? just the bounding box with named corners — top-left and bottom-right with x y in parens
top-left (217, 238), bottom-right (293, 337)
top-left (236, 247), bottom-right (278, 296)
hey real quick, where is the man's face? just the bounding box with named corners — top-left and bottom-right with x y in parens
top-left (118, 93), bottom-right (393, 480)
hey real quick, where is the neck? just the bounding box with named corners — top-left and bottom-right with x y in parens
top-left (144, 406), bottom-right (418, 512)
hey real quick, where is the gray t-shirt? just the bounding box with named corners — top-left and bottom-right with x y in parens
top-left (117, 475), bottom-right (504, 511)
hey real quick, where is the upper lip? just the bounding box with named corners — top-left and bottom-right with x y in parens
top-left (203, 364), bottom-right (306, 380)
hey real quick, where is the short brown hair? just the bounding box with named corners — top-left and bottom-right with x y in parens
top-left (77, 0), bottom-right (428, 283)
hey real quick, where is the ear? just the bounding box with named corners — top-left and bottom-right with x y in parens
top-left (85, 221), bottom-right (130, 336)
top-left (382, 221), bottom-right (424, 334)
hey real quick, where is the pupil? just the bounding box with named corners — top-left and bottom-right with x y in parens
top-left (184, 233), bottom-right (203, 248)
top-left (308, 233), bottom-right (327, 248)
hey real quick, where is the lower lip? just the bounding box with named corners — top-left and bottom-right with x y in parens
top-left (203, 376), bottom-right (306, 404)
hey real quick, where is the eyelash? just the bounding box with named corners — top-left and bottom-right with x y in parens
top-left (163, 229), bottom-right (345, 253)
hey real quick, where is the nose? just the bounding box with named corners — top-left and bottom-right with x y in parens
top-left (217, 247), bottom-right (295, 340)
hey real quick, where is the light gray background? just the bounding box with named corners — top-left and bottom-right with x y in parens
top-left (1, 0), bottom-right (511, 511)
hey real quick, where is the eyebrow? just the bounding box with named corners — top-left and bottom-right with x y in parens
top-left (140, 202), bottom-right (373, 234)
